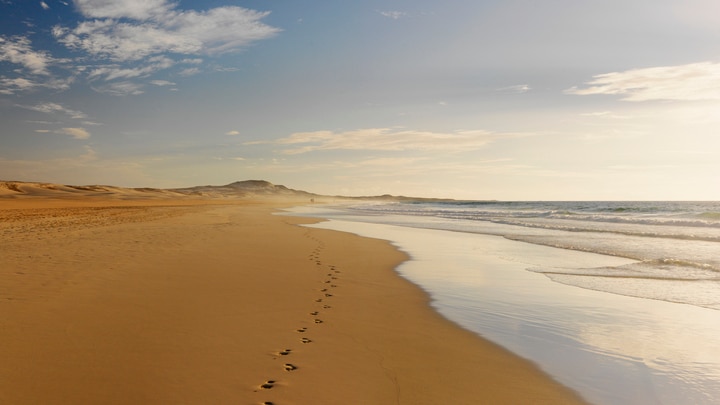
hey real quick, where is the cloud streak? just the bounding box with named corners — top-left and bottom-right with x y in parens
top-left (378, 10), bottom-right (407, 20)
top-left (498, 84), bottom-right (531, 94)
top-left (20, 102), bottom-right (87, 119)
top-left (73, 0), bottom-right (171, 20)
top-left (0, 36), bottom-right (55, 75)
top-left (87, 56), bottom-right (175, 81)
top-left (54, 1), bottom-right (280, 62)
top-left (59, 127), bottom-right (90, 139)
top-left (566, 62), bottom-right (720, 101)
top-left (0, 36), bottom-right (74, 94)
top-left (91, 80), bottom-right (145, 96)
top-left (268, 128), bottom-right (527, 155)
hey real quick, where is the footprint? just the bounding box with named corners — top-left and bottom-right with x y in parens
top-left (284, 363), bottom-right (298, 371)
top-left (310, 311), bottom-right (319, 316)
top-left (320, 288), bottom-right (328, 292)
top-left (262, 402), bottom-right (275, 405)
top-left (315, 298), bottom-right (323, 302)
top-left (301, 337), bottom-right (312, 344)
top-left (260, 380), bottom-right (276, 389)
top-left (322, 305), bottom-right (332, 309)
top-left (278, 349), bottom-right (291, 356)
top-left (296, 327), bottom-right (307, 333)
top-left (314, 319), bottom-right (323, 324)
top-left (324, 293), bottom-right (333, 297)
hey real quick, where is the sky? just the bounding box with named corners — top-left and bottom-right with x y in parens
top-left (1, 0), bottom-right (719, 200)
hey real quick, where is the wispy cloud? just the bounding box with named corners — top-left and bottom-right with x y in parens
top-left (178, 67), bottom-right (200, 76)
top-left (225, 130), bottom-right (241, 136)
top-left (59, 127), bottom-right (90, 139)
top-left (19, 102), bottom-right (87, 119)
top-left (498, 84), bottom-right (531, 94)
top-left (267, 128), bottom-right (528, 155)
top-left (0, 77), bottom-right (37, 94)
top-left (580, 111), bottom-right (631, 119)
top-left (378, 10), bottom-right (407, 20)
top-left (73, 0), bottom-right (171, 20)
top-left (352, 156), bottom-right (429, 168)
top-left (149, 79), bottom-right (176, 86)
top-left (566, 62), bottom-right (720, 101)
top-left (0, 75), bottom-right (73, 95)
top-left (87, 56), bottom-right (174, 81)
top-left (54, 1), bottom-right (280, 62)
top-left (91, 81), bottom-right (145, 96)
top-left (40, 1), bottom-right (50, 10)
top-left (0, 35), bottom-right (55, 75)
top-left (0, 35), bottom-right (76, 94)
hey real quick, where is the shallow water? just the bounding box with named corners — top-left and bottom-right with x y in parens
top-left (344, 201), bottom-right (720, 311)
top-left (283, 206), bottom-right (720, 405)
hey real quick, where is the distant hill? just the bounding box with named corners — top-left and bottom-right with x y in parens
top-left (0, 179), bottom-right (456, 203)
top-left (172, 180), bottom-right (319, 199)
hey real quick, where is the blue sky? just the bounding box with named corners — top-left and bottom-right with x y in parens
top-left (1, 0), bottom-right (719, 200)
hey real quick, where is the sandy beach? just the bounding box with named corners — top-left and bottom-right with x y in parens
top-left (0, 195), bottom-right (587, 404)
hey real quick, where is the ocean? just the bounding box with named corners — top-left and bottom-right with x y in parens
top-left (283, 201), bottom-right (720, 405)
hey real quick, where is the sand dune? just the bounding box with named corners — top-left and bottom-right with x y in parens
top-left (0, 181), bottom-right (183, 200)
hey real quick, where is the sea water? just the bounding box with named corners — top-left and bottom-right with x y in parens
top-left (282, 201), bottom-right (720, 405)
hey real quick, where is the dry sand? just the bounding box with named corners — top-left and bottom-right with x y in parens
top-left (0, 196), bottom-right (587, 404)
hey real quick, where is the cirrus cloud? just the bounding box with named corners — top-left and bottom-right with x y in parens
top-left (91, 80), bottom-right (145, 96)
top-left (378, 10), bottom-right (407, 20)
top-left (87, 56), bottom-right (175, 81)
top-left (59, 127), bottom-right (90, 139)
top-left (266, 128), bottom-right (528, 155)
top-left (54, 1), bottom-right (281, 62)
top-left (19, 102), bottom-right (87, 119)
top-left (0, 77), bottom-right (38, 94)
top-left (0, 36), bottom-right (74, 94)
top-left (566, 62), bottom-right (720, 101)
top-left (149, 79), bottom-right (176, 86)
top-left (73, 0), bottom-right (172, 20)
top-left (0, 35), bottom-right (54, 75)
top-left (498, 84), bottom-right (531, 94)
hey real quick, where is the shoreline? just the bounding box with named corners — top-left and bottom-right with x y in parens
top-left (290, 204), bottom-right (720, 405)
top-left (1, 199), bottom-right (586, 404)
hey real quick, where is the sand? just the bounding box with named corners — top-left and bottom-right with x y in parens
top-left (0, 197), bottom-right (587, 404)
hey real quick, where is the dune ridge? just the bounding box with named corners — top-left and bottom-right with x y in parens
top-left (0, 180), bottom-right (318, 201)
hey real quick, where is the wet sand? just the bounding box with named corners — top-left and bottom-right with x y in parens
top-left (0, 198), bottom-right (587, 404)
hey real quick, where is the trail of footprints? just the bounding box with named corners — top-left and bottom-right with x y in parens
top-left (256, 230), bottom-right (343, 404)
